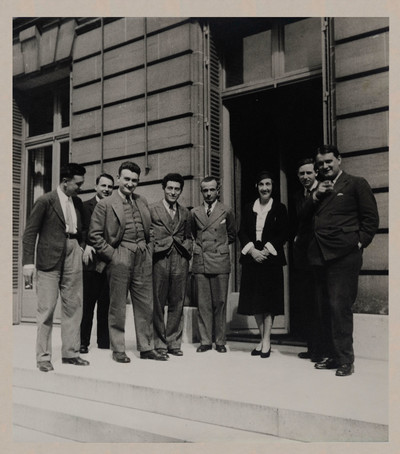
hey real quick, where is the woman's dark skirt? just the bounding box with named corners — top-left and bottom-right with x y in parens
top-left (237, 260), bottom-right (284, 316)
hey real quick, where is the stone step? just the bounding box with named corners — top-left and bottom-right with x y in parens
top-left (14, 387), bottom-right (294, 443)
top-left (13, 365), bottom-right (388, 442)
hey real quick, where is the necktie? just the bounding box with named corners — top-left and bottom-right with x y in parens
top-left (207, 203), bottom-right (212, 217)
top-left (65, 198), bottom-right (74, 233)
top-left (168, 203), bottom-right (175, 218)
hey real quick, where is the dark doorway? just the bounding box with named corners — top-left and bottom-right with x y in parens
top-left (225, 77), bottom-right (323, 338)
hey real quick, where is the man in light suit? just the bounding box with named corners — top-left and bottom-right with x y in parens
top-left (150, 173), bottom-right (192, 357)
top-left (308, 145), bottom-right (379, 376)
top-left (89, 161), bottom-right (166, 363)
top-left (191, 176), bottom-right (236, 353)
top-left (80, 173), bottom-right (114, 354)
top-left (22, 163), bottom-right (90, 372)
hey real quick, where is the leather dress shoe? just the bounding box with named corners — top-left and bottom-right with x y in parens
top-left (298, 351), bottom-right (311, 359)
top-left (168, 348), bottom-right (183, 356)
top-left (62, 356), bottom-right (90, 366)
top-left (216, 345), bottom-right (227, 353)
top-left (311, 355), bottom-right (324, 363)
top-left (112, 352), bottom-right (131, 363)
top-left (260, 348), bottom-right (271, 358)
top-left (156, 349), bottom-right (170, 358)
top-left (336, 363), bottom-right (354, 377)
top-left (196, 344), bottom-right (212, 353)
top-left (140, 350), bottom-right (168, 361)
top-left (251, 348), bottom-right (261, 356)
top-left (37, 361), bottom-right (54, 372)
top-left (79, 345), bottom-right (89, 354)
top-left (314, 358), bottom-right (338, 370)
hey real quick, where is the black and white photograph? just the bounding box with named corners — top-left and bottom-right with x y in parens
top-left (2, 1), bottom-right (398, 453)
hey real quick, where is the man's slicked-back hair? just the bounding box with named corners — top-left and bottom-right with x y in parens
top-left (162, 173), bottom-right (184, 190)
top-left (118, 161), bottom-right (141, 177)
top-left (60, 163), bottom-right (86, 181)
top-left (296, 157), bottom-right (315, 171)
top-left (96, 173), bottom-right (114, 185)
top-left (316, 144), bottom-right (340, 159)
top-left (200, 176), bottom-right (219, 188)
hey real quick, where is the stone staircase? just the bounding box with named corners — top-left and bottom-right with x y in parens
top-left (13, 321), bottom-right (388, 443)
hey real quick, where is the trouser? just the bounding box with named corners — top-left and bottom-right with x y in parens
top-left (313, 247), bottom-right (363, 365)
top-left (107, 245), bottom-right (154, 353)
top-left (153, 248), bottom-right (189, 350)
top-left (294, 267), bottom-right (324, 357)
top-left (80, 269), bottom-right (110, 348)
top-left (36, 239), bottom-right (83, 362)
top-left (195, 273), bottom-right (229, 346)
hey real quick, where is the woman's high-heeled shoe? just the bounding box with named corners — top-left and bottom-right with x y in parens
top-left (260, 348), bottom-right (271, 358)
top-left (251, 348), bottom-right (261, 356)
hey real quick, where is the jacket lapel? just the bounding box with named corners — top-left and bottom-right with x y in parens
top-left (111, 192), bottom-right (126, 230)
top-left (134, 195), bottom-right (151, 241)
top-left (203, 202), bottom-right (224, 229)
top-left (316, 172), bottom-right (348, 214)
top-left (49, 190), bottom-right (66, 225)
top-left (156, 200), bottom-right (174, 233)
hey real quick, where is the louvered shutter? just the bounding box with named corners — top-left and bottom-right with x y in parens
top-left (13, 98), bottom-right (23, 322)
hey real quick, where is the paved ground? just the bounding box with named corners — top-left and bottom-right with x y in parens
top-left (13, 317), bottom-right (388, 427)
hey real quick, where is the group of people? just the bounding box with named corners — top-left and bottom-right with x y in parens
top-left (22, 144), bottom-right (379, 378)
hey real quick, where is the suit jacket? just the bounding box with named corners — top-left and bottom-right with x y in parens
top-left (308, 171), bottom-right (379, 263)
top-left (22, 190), bottom-right (84, 271)
top-left (191, 201), bottom-right (236, 274)
top-left (88, 191), bottom-right (152, 272)
top-left (149, 200), bottom-right (192, 260)
top-left (293, 189), bottom-right (315, 269)
top-left (82, 196), bottom-right (100, 272)
top-left (238, 199), bottom-right (288, 267)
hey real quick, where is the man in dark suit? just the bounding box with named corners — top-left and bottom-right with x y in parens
top-left (308, 145), bottom-right (379, 376)
top-left (80, 173), bottom-right (114, 354)
top-left (293, 158), bottom-right (323, 362)
top-left (150, 173), bottom-right (192, 358)
top-left (88, 161), bottom-right (166, 363)
top-left (191, 177), bottom-right (236, 353)
top-left (22, 163), bottom-right (90, 372)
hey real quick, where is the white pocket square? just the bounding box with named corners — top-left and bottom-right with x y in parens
top-left (337, 193), bottom-right (344, 196)
top-left (220, 219), bottom-right (226, 224)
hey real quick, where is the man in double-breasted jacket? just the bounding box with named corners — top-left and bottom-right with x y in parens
top-left (191, 176), bottom-right (236, 353)
top-left (22, 163), bottom-right (89, 372)
top-left (150, 173), bottom-right (192, 358)
top-left (308, 145), bottom-right (379, 377)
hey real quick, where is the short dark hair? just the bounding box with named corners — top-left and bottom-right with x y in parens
top-left (162, 173), bottom-right (184, 190)
top-left (296, 157), bottom-right (315, 171)
top-left (200, 176), bottom-right (219, 187)
top-left (118, 161), bottom-right (141, 177)
top-left (60, 163), bottom-right (86, 181)
top-left (255, 170), bottom-right (274, 186)
top-left (315, 144), bottom-right (340, 159)
top-left (96, 173), bottom-right (114, 185)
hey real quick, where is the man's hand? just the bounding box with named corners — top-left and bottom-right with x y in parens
top-left (83, 245), bottom-right (95, 266)
top-left (23, 265), bottom-right (35, 289)
top-left (314, 180), bottom-right (334, 201)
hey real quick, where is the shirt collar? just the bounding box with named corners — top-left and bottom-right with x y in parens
top-left (118, 188), bottom-right (132, 202)
top-left (332, 170), bottom-right (343, 185)
top-left (95, 195), bottom-right (101, 203)
top-left (304, 180), bottom-right (318, 197)
top-left (163, 199), bottom-right (176, 211)
top-left (57, 186), bottom-right (69, 203)
top-left (204, 200), bottom-right (217, 210)
top-left (253, 197), bottom-right (273, 214)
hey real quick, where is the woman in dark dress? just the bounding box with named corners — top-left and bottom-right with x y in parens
top-left (237, 171), bottom-right (288, 357)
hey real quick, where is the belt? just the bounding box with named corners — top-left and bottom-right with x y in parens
top-left (66, 232), bottom-right (79, 239)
